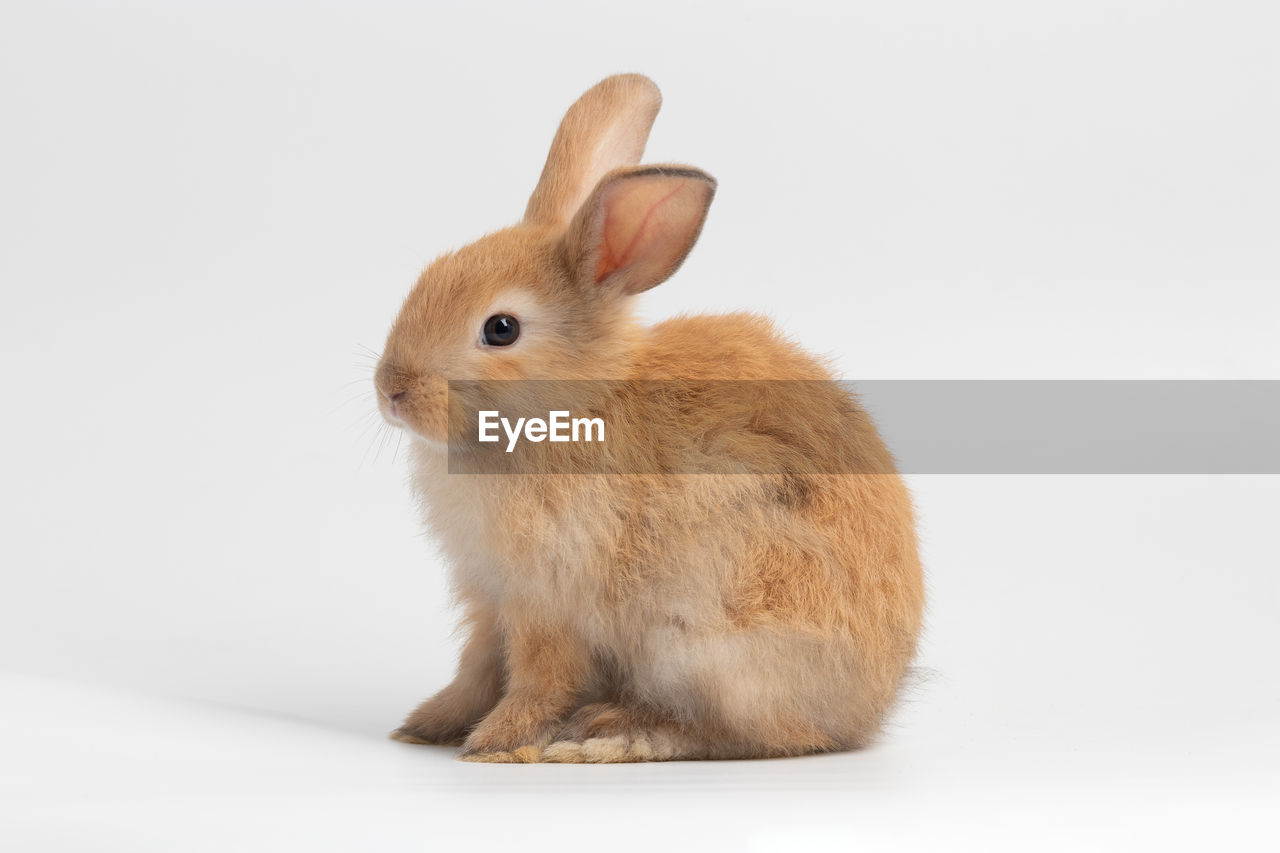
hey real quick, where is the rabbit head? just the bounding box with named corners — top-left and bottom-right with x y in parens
top-left (375, 74), bottom-right (716, 444)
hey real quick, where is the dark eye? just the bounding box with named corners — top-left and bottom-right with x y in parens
top-left (482, 314), bottom-right (520, 347)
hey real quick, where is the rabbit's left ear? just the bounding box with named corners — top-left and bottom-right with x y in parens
top-left (524, 74), bottom-right (662, 228)
top-left (563, 165), bottom-right (716, 296)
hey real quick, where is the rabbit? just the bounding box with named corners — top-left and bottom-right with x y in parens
top-left (374, 74), bottom-right (924, 762)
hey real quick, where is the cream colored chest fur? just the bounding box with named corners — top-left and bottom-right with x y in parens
top-left (408, 443), bottom-right (629, 640)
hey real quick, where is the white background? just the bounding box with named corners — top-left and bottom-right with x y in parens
top-left (2, 1), bottom-right (1277, 850)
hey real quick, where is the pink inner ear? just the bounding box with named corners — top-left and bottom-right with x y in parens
top-left (594, 178), bottom-right (693, 284)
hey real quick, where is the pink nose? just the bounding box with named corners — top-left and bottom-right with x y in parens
top-left (388, 391), bottom-right (407, 405)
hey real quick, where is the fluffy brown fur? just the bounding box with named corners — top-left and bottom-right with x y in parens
top-left (375, 74), bottom-right (924, 762)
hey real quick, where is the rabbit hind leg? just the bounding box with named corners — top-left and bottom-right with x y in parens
top-left (540, 700), bottom-right (832, 763)
top-left (541, 702), bottom-right (706, 763)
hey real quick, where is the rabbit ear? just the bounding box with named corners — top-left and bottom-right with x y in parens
top-left (563, 165), bottom-right (716, 296)
top-left (524, 74), bottom-right (662, 228)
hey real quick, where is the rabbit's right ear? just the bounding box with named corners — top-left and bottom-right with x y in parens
top-left (562, 165), bottom-right (716, 297)
top-left (523, 74), bottom-right (662, 228)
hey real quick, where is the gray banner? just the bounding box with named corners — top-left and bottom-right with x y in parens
top-left (445, 380), bottom-right (1280, 474)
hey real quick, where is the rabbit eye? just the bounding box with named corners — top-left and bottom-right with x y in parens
top-left (482, 314), bottom-right (520, 347)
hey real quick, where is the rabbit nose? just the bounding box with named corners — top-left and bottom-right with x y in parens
top-left (388, 391), bottom-right (407, 404)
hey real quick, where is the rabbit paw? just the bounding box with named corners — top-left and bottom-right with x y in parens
top-left (391, 693), bottom-right (492, 746)
top-left (458, 745), bottom-right (544, 764)
top-left (457, 700), bottom-right (566, 762)
top-left (389, 727), bottom-right (466, 746)
top-left (541, 703), bottom-right (679, 763)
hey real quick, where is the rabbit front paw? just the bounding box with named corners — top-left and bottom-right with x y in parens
top-left (457, 698), bottom-right (569, 763)
top-left (391, 691), bottom-right (493, 747)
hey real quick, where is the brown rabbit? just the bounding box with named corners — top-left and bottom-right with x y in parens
top-left (375, 74), bottom-right (924, 762)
